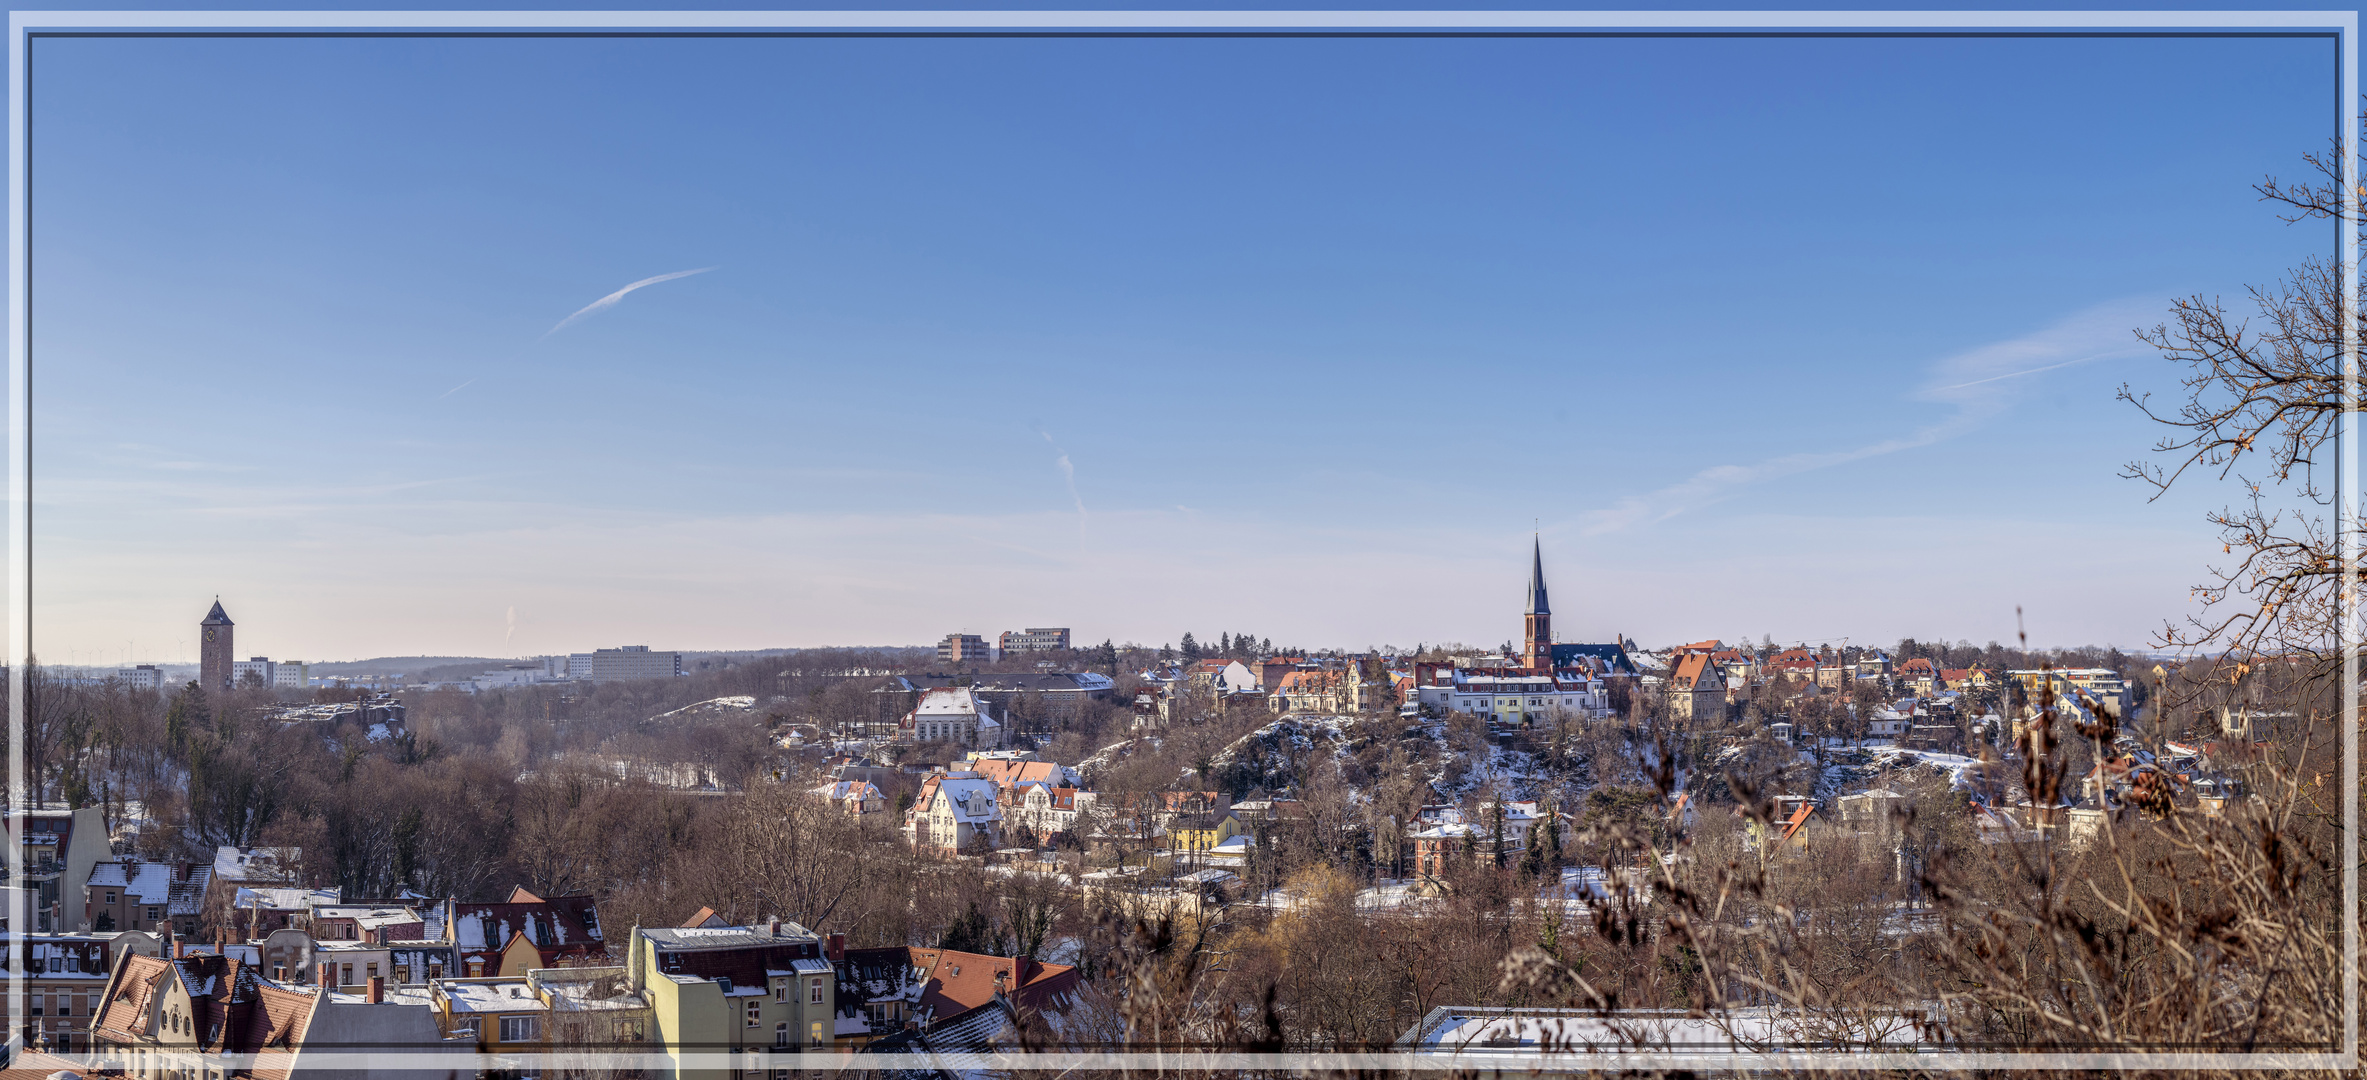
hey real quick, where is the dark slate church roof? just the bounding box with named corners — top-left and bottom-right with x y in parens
top-left (1552, 642), bottom-right (1639, 675)
top-left (203, 600), bottom-right (234, 626)
top-left (1525, 538), bottom-right (1550, 616)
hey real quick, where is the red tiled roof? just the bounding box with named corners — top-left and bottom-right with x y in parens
top-left (95, 953), bottom-right (171, 1041)
top-left (907, 948), bottom-right (1079, 1021)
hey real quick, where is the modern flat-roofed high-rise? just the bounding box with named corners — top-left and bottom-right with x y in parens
top-left (997, 628), bottom-right (1071, 654)
top-left (589, 645), bottom-right (682, 683)
top-left (936, 634), bottom-right (990, 663)
top-left (199, 599), bottom-right (235, 691)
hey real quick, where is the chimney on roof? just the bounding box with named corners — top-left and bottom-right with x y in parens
top-left (827, 934), bottom-right (845, 963)
top-left (766, 917), bottom-right (780, 937)
top-left (318, 961), bottom-right (333, 987)
top-left (366, 976), bottom-right (383, 1004)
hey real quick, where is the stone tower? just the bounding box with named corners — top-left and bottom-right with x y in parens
top-left (1522, 538), bottom-right (1553, 672)
top-left (199, 599), bottom-right (234, 691)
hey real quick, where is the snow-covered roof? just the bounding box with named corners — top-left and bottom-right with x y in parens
top-left (916, 687), bottom-right (991, 717)
top-left (316, 906), bottom-right (422, 929)
top-left (638, 924), bottom-right (816, 950)
top-left (439, 980), bottom-right (547, 1013)
top-left (235, 886), bottom-right (339, 910)
top-left (87, 860), bottom-right (179, 904)
top-left (930, 777), bottom-right (1000, 823)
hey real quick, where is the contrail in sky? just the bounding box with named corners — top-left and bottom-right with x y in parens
top-left (543, 267), bottom-right (717, 339)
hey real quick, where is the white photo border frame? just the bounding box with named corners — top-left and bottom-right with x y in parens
top-left (4, 9), bottom-right (2356, 1072)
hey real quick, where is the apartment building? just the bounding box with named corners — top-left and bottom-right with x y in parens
top-left (996, 627), bottom-right (1071, 653)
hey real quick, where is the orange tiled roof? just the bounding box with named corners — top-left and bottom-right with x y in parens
top-left (907, 948), bottom-right (1080, 1021)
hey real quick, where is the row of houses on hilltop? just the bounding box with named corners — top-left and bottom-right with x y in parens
top-left (47, 897), bottom-right (1086, 1080)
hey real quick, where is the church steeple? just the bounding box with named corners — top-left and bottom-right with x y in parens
top-left (1522, 538), bottom-right (1552, 672)
top-left (1525, 536), bottom-right (1550, 616)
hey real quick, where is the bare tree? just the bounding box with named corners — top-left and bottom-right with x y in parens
top-left (2119, 118), bottom-right (2357, 670)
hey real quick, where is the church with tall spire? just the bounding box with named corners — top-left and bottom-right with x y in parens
top-left (1522, 537), bottom-right (1553, 672)
top-left (1516, 539), bottom-right (1638, 680)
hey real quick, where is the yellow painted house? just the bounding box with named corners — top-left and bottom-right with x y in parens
top-left (626, 918), bottom-right (842, 1079)
top-left (1161, 810), bottom-right (1242, 854)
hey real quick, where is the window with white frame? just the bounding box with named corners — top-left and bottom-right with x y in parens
top-left (498, 1016), bottom-right (539, 1043)
top-left (746, 999), bottom-right (762, 1027)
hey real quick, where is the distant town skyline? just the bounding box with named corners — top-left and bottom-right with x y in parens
top-left (29, 32), bottom-right (2330, 665)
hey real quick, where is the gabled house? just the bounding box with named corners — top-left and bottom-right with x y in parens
top-left (906, 773), bottom-right (1002, 853)
top-left (449, 888), bottom-right (606, 978)
top-left (810, 780), bottom-right (887, 816)
top-left (834, 944), bottom-right (1080, 1045)
top-left (1271, 670), bottom-right (1348, 715)
top-left (899, 687), bottom-right (1005, 749)
top-left (92, 944), bottom-right (456, 1080)
top-left (86, 858), bottom-right (211, 939)
top-left (1668, 653), bottom-right (1727, 724)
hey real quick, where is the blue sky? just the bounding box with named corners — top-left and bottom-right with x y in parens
top-left (28, 26), bottom-right (2337, 663)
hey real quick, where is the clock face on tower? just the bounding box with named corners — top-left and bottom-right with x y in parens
top-left (205, 629), bottom-right (217, 641)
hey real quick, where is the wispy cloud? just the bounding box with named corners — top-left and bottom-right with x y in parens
top-left (542, 267), bottom-right (716, 339)
top-left (1581, 298), bottom-right (2161, 535)
top-left (437, 378), bottom-right (477, 399)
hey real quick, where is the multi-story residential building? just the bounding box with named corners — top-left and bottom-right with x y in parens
top-left (230, 657), bottom-right (275, 689)
top-left (215, 884), bottom-right (339, 942)
top-left (1006, 782), bottom-right (1092, 841)
top-left (996, 627), bottom-right (1071, 653)
top-left (1188, 659), bottom-right (1262, 695)
top-left (271, 661), bottom-right (310, 689)
top-left (1410, 801), bottom-right (1550, 877)
top-left (449, 888), bottom-right (607, 977)
top-left (871, 672), bottom-right (1117, 738)
top-left (9, 930), bottom-right (159, 1053)
top-left (935, 634), bottom-right (990, 663)
top-left (590, 645), bottom-right (683, 683)
top-left (2007, 668), bottom-right (2132, 718)
top-left (568, 652), bottom-right (596, 679)
top-left (898, 687), bottom-right (1005, 748)
top-left (91, 946), bottom-right (457, 1080)
top-left (1272, 670), bottom-right (1348, 714)
top-left (86, 858), bottom-right (211, 938)
top-left (622, 918), bottom-right (840, 1079)
top-left (907, 773), bottom-right (1002, 853)
top-left (1668, 653), bottom-right (1727, 724)
top-left (833, 944), bottom-right (1080, 1046)
top-left (471, 664), bottom-right (550, 690)
top-left (1162, 810), bottom-right (1242, 858)
top-left (114, 665), bottom-right (167, 691)
top-left (431, 975), bottom-right (550, 1055)
top-left (14, 805), bottom-right (108, 932)
top-left (1409, 669), bottom-right (1609, 724)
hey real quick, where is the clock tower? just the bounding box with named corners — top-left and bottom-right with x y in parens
top-left (199, 599), bottom-right (234, 691)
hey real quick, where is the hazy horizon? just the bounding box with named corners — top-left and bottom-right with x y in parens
top-left (31, 32), bottom-right (2329, 667)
